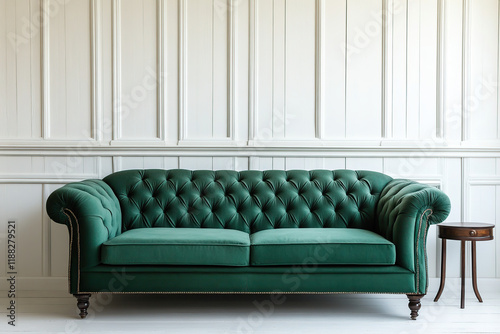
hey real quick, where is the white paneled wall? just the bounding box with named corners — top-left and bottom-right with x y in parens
top-left (48, 0), bottom-right (92, 139)
top-left (116, 0), bottom-right (159, 140)
top-left (0, 0), bottom-right (499, 290)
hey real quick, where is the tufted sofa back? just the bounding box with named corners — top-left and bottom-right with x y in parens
top-left (103, 169), bottom-right (393, 234)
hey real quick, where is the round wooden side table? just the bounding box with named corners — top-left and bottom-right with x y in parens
top-left (433, 222), bottom-right (495, 309)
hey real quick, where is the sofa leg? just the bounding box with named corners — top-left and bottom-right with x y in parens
top-left (407, 294), bottom-right (424, 320)
top-left (73, 294), bottom-right (91, 319)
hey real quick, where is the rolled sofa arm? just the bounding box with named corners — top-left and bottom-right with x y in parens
top-left (46, 180), bottom-right (122, 293)
top-left (376, 179), bottom-right (451, 294)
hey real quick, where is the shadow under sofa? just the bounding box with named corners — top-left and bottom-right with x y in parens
top-left (46, 169), bottom-right (451, 320)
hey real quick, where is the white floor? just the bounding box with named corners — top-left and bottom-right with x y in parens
top-left (1, 278), bottom-right (499, 334)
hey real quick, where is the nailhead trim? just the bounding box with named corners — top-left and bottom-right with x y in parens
top-left (416, 208), bottom-right (433, 293)
top-left (78, 291), bottom-right (418, 295)
top-left (63, 208), bottom-right (81, 294)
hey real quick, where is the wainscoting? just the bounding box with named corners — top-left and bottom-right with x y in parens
top-left (0, 0), bottom-right (499, 290)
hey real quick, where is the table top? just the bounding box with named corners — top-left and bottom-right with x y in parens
top-left (437, 222), bottom-right (495, 229)
top-left (437, 222), bottom-right (495, 241)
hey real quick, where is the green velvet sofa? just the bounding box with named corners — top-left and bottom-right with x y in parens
top-left (46, 169), bottom-right (451, 320)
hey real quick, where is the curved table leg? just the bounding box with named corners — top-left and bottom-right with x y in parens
top-left (471, 240), bottom-right (483, 302)
top-left (434, 239), bottom-right (447, 302)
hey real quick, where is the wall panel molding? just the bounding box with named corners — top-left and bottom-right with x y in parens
top-left (41, 0), bottom-right (50, 139)
top-left (464, 185), bottom-right (497, 277)
top-left (436, 0), bottom-right (445, 138)
top-left (157, 0), bottom-right (166, 141)
top-left (461, 0), bottom-right (470, 142)
top-left (45, 0), bottom-right (93, 140)
top-left (345, 0), bottom-right (383, 139)
top-left (112, 0), bottom-right (122, 141)
top-left (382, 0), bottom-right (393, 139)
top-left (248, 0), bottom-right (257, 142)
top-left (250, 0), bottom-right (318, 142)
top-left (0, 144), bottom-right (499, 158)
top-left (178, 0), bottom-right (186, 141)
top-left (228, 0), bottom-right (236, 140)
top-left (464, 0), bottom-right (499, 142)
top-left (91, 0), bottom-right (102, 141)
top-left (0, 175), bottom-right (99, 184)
top-left (178, 0), bottom-right (235, 143)
top-left (315, 0), bottom-right (324, 139)
top-left (111, 0), bottom-right (162, 143)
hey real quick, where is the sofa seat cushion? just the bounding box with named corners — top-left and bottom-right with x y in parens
top-left (250, 228), bottom-right (396, 266)
top-left (101, 228), bottom-right (250, 266)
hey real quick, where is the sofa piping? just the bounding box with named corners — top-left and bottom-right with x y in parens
top-left (416, 208), bottom-right (432, 294)
top-left (63, 208), bottom-right (81, 295)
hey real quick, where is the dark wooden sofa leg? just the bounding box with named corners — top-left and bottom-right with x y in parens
top-left (73, 294), bottom-right (91, 319)
top-left (407, 294), bottom-right (424, 320)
